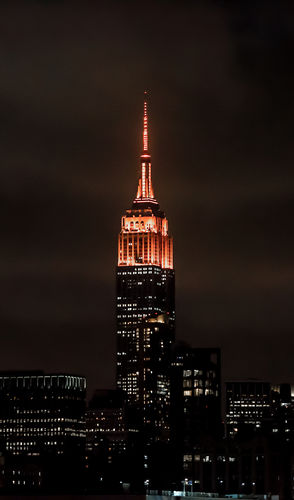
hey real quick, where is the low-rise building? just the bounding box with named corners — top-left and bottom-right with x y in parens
top-left (0, 371), bottom-right (86, 492)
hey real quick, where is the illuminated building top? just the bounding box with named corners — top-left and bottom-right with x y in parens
top-left (134, 91), bottom-right (155, 204)
top-left (118, 92), bottom-right (173, 269)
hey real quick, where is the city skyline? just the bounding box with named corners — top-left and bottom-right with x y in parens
top-left (1, 1), bottom-right (293, 397)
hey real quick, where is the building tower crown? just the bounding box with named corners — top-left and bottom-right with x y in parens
top-left (118, 93), bottom-right (173, 270)
top-left (134, 91), bottom-right (156, 205)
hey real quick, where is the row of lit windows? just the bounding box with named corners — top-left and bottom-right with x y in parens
top-left (183, 370), bottom-right (203, 377)
top-left (0, 428), bottom-right (62, 435)
top-left (184, 389), bottom-right (218, 397)
top-left (184, 380), bottom-right (212, 388)
top-left (15, 409), bottom-right (59, 415)
top-left (183, 369), bottom-right (216, 378)
top-left (0, 376), bottom-right (86, 391)
top-left (117, 268), bottom-right (161, 276)
top-left (117, 296), bottom-right (158, 305)
top-left (229, 402), bottom-right (270, 407)
top-left (184, 454), bottom-right (236, 463)
top-left (0, 419), bottom-right (67, 425)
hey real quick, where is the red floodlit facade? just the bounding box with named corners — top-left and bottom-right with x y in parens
top-left (118, 213), bottom-right (173, 269)
top-left (117, 94), bottom-right (173, 270)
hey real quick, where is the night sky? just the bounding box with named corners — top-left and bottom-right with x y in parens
top-left (1, 1), bottom-right (294, 398)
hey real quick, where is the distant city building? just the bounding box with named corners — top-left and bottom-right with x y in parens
top-left (168, 372), bottom-right (293, 497)
top-left (136, 314), bottom-right (173, 441)
top-left (178, 434), bottom-right (285, 497)
top-left (223, 380), bottom-right (294, 498)
top-left (225, 380), bottom-right (294, 439)
top-left (87, 389), bottom-right (126, 434)
top-left (85, 389), bottom-right (129, 493)
top-left (0, 371), bottom-right (86, 492)
top-left (170, 345), bottom-right (222, 489)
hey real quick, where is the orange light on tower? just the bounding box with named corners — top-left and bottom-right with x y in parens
top-left (117, 92), bottom-right (173, 270)
top-left (143, 95), bottom-right (148, 152)
top-left (134, 91), bottom-right (155, 202)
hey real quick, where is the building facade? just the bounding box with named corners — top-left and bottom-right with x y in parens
top-left (0, 371), bottom-right (86, 492)
top-left (178, 435), bottom-right (283, 496)
top-left (225, 380), bottom-right (294, 499)
top-left (85, 389), bottom-right (129, 492)
top-left (170, 345), bottom-right (222, 489)
top-left (225, 380), bottom-right (294, 439)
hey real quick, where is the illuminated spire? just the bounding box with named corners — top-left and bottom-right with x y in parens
top-left (143, 91), bottom-right (148, 152)
top-left (134, 91), bottom-right (156, 204)
top-left (119, 93), bottom-right (173, 269)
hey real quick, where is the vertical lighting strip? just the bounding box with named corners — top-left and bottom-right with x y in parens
top-left (143, 97), bottom-right (148, 152)
top-left (142, 164), bottom-right (146, 197)
top-left (148, 163), bottom-right (152, 199)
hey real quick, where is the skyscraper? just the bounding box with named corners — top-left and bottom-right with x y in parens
top-left (116, 93), bottom-right (175, 438)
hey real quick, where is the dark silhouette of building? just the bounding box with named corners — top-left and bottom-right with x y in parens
top-left (225, 380), bottom-right (294, 439)
top-left (170, 345), bottom-right (222, 490)
top-left (0, 371), bottom-right (86, 493)
top-left (224, 380), bottom-right (294, 499)
top-left (85, 389), bottom-right (129, 493)
top-left (136, 315), bottom-right (173, 440)
top-left (175, 434), bottom-right (285, 497)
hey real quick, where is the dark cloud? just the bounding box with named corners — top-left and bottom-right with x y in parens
top-left (0, 1), bottom-right (293, 396)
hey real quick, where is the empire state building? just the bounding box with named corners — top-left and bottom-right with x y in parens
top-left (116, 94), bottom-right (175, 435)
